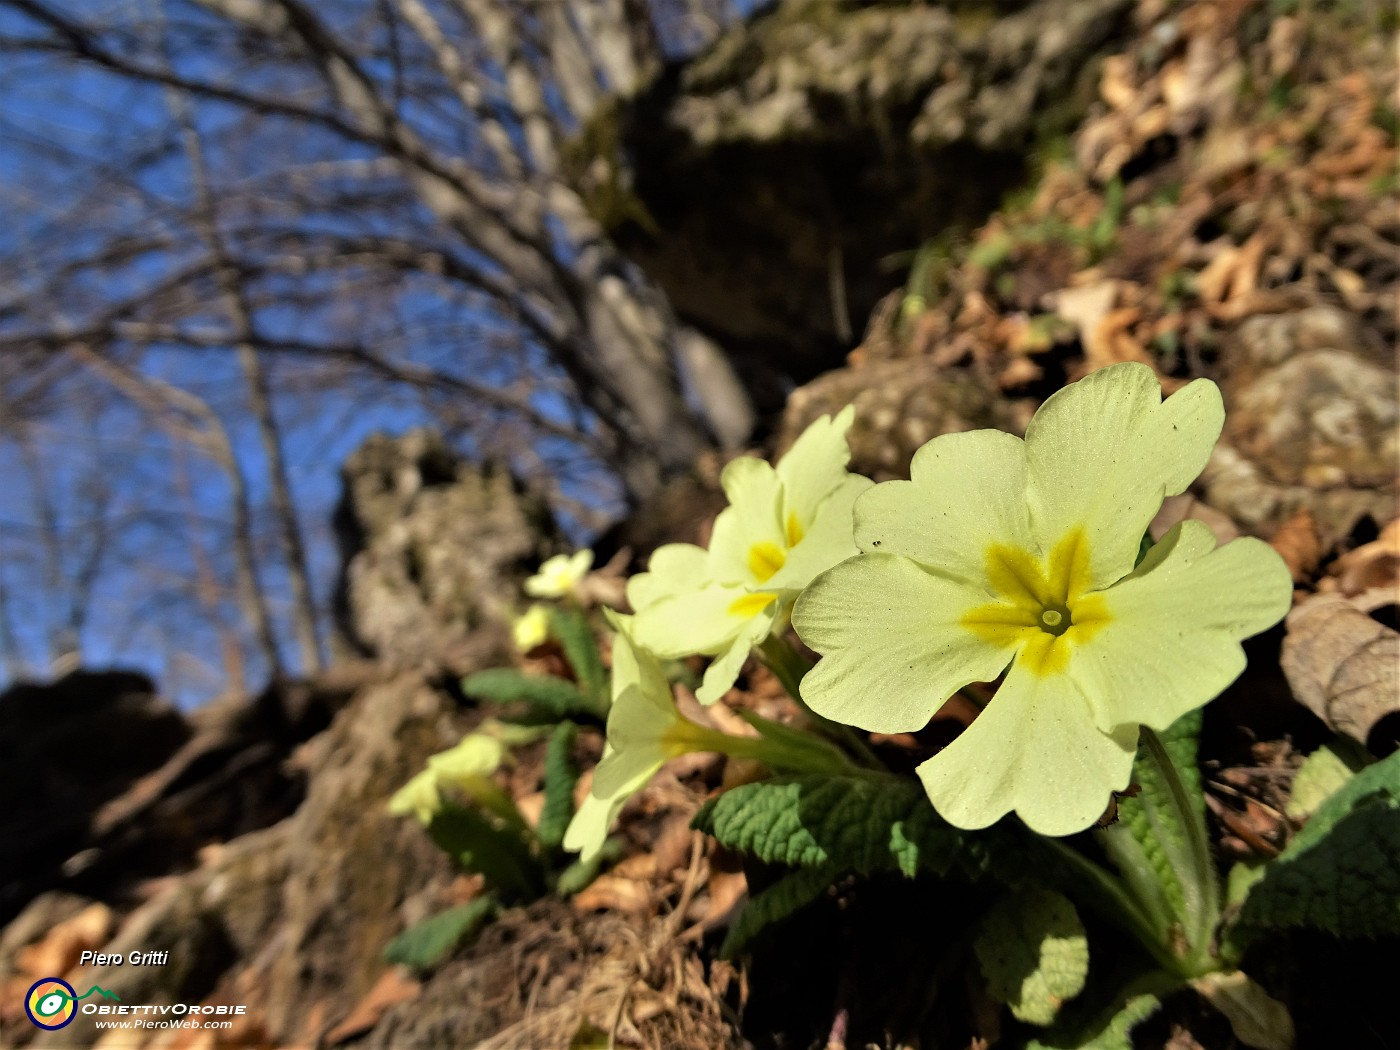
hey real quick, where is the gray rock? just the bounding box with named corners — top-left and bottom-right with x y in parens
top-left (1205, 307), bottom-right (1399, 545)
top-left (334, 430), bottom-right (560, 674)
top-left (568, 0), bottom-right (1133, 402)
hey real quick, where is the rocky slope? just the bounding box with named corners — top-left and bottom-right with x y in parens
top-left (4, 1), bottom-right (1396, 1047)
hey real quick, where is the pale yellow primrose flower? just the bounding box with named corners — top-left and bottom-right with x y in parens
top-left (563, 615), bottom-right (710, 861)
top-left (793, 363), bottom-right (1293, 836)
top-left (388, 733), bottom-right (513, 826)
top-left (512, 603), bottom-right (551, 651)
top-left (387, 767), bottom-right (441, 824)
top-left (627, 407), bottom-right (872, 704)
top-left (525, 550), bottom-right (594, 599)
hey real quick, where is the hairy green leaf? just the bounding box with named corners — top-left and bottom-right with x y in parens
top-left (975, 889), bottom-right (1089, 1026)
top-left (537, 721), bottom-right (579, 850)
top-left (1227, 750), bottom-right (1400, 948)
top-left (383, 895), bottom-right (498, 971)
top-left (721, 865), bottom-right (839, 959)
top-left (691, 774), bottom-right (968, 877)
top-left (1097, 711), bottom-right (1207, 949)
top-left (462, 668), bottom-right (594, 718)
top-left (549, 606), bottom-right (608, 713)
top-left (427, 803), bottom-right (544, 900)
top-left (1027, 992), bottom-right (1162, 1050)
top-left (1284, 741), bottom-right (1362, 820)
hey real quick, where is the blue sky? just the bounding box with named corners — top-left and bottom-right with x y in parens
top-left (0, 4), bottom-right (620, 704)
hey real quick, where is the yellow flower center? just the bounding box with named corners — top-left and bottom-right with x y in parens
top-left (733, 506), bottom-right (807, 616)
top-left (785, 511), bottom-right (805, 548)
top-left (747, 541), bottom-right (787, 582)
top-left (960, 527), bottom-right (1111, 676)
top-left (728, 591), bottom-right (778, 618)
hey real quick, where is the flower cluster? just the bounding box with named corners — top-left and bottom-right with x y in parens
top-left (388, 732), bottom-right (512, 826)
top-left (554, 366), bottom-right (1290, 850)
top-left (628, 407), bottom-right (871, 703)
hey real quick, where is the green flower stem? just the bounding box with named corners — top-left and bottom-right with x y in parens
top-left (1093, 728), bottom-right (1223, 978)
top-left (1141, 726), bottom-right (1220, 972)
top-left (1040, 837), bottom-right (1183, 976)
top-left (758, 635), bottom-right (886, 769)
top-left (1095, 822), bottom-right (1177, 952)
top-left (682, 721), bottom-right (855, 777)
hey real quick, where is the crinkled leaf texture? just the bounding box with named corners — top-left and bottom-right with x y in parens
top-left (536, 721), bottom-right (578, 850)
top-left (549, 606), bottom-right (608, 711)
top-left (691, 773), bottom-right (979, 878)
top-left (1026, 992), bottom-right (1161, 1050)
top-left (426, 804), bottom-right (543, 900)
top-left (382, 895), bottom-right (499, 971)
top-left (1097, 711), bottom-right (1210, 950)
top-left (461, 668), bottom-right (597, 719)
top-left (1227, 749), bottom-right (1400, 949)
top-left (974, 889), bottom-right (1089, 1027)
top-left (1284, 740), bottom-right (1362, 820)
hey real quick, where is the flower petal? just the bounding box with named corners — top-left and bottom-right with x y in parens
top-left (630, 577), bottom-right (753, 659)
top-left (564, 745), bottom-right (652, 860)
top-left (767, 473), bottom-right (871, 592)
top-left (427, 734), bottom-right (507, 782)
top-left (1025, 363), bottom-right (1224, 589)
top-left (695, 605), bottom-right (777, 704)
top-left (776, 405), bottom-right (857, 526)
top-left (562, 789), bottom-right (623, 861)
top-left (512, 604), bottom-right (551, 651)
top-left (606, 620), bottom-right (687, 752)
top-left (916, 661), bottom-right (1139, 836)
top-left (708, 457), bottom-right (786, 585)
top-left (387, 768), bottom-right (440, 825)
top-left (592, 738), bottom-right (668, 799)
top-left (525, 549), bottom-right (594, 597)
top-left (794, 553), bottom-right (1016, 734)
top-left (853, 429), bottom-right (1033, 586)
top-left (627, 543), bottom-right (712, 612)
top-left (609, 616), bottom-right (672, 705)
top-left (1070, 520), bottom-right (1294, 733)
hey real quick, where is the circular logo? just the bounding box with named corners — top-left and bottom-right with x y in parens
top-left (26, 977), bottom-right (77, 1030)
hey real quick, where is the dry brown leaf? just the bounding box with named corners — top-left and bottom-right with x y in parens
top-left (1198, 233), bottom-right (1268, 311)
top-left (1049, 280), bottom-right (1118, 347)
top-left (1091, 306), bottom-right (1158, 372)
top-left (516, 790), bottom-right (545, 830)
top-left (1269, 507), bottom-right (1323, 583)
top-left (572, 874), bottom-right (655, 916)
top-left (1051, 280), bottom-right (1161, 373)
top-left (688, 869), bottom-right (747, 933)
top-left (1331, 519), bottom-right (1400, 597)
top-left (1099, 54), bottom-right (1138, 111)
top-left (998, 355), bottom-right (1042, 389)
top-left (322, 968), bottom-right (422, 1046)
top-left (1280, 593), bottom-right (1400, 751)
